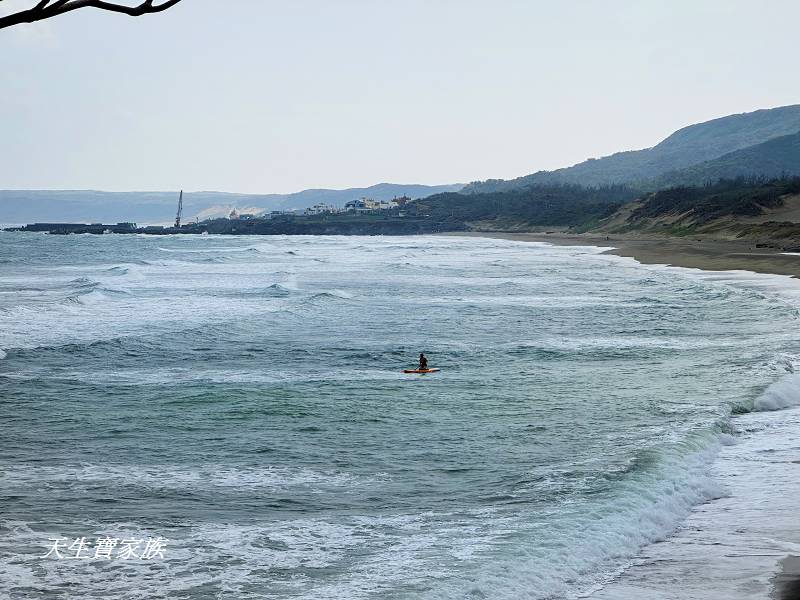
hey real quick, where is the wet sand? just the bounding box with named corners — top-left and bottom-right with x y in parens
top-left (449, 232), bottom-right (800, 278)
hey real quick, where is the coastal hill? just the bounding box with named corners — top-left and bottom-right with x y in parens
top-left (462, 105), bottom-right (800, 192)
top-left (0, 182), bottom-right (463, 225)
top-left (650, 130), bottom-right (800, 188)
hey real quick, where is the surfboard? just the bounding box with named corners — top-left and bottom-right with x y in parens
top-left (403, 368), bottom-right (440, 374)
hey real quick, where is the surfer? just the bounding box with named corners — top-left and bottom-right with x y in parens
top-left (402, 353), bottom-right (438, 374)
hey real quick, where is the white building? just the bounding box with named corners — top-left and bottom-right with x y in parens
top-left (345, 197), bottom-right (381, 213)
top-left (304, 203), bottom-right (336, 215)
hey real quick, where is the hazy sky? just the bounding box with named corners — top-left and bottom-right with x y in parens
top-left (1, 0), bottom-right (799, 193)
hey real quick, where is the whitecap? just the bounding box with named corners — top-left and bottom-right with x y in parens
top-left (753, 373), bottom-right (800, 411)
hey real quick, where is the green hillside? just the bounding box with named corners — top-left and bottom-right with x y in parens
top-left (648, 131), bottom-right (800, 188)
top-left (463, 105), bottom-right (800, 192)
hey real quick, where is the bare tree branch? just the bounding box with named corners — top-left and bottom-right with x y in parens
top-left (0, 0), bottom-right (183, 30)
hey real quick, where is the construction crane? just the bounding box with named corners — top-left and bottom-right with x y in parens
top-left (174, 190), bottom-right (183, 228)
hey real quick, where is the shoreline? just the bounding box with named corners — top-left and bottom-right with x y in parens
top-left (449, 231), bottom-right (800, 278)
top-left (591, 403), bottom-right (800, 600)
top-left (454, 231), bottom-right (800, 599)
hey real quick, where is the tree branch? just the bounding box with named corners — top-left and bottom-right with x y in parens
top-left (0, 0), bottom-right (183, 30)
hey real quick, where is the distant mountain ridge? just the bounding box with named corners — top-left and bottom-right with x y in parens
top-left (0, 182), bottom-right (463, 225)
top-left (463, 104), bottom-right (800, 192)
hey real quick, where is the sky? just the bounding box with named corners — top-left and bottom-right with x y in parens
top-left (1, 0), bottom-right (799, 194)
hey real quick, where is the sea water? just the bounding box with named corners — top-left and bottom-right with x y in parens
top-left (1, 232), bottom-right (799, 599)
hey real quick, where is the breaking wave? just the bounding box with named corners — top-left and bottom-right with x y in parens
top-left (262, 283), bottom-right (294, 297)
top-left (753, 374), bottom-right (800, 411)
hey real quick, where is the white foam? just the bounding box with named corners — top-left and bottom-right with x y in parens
top-left (0, 463), bottom-right (373, 492)
top-left (74, 290), bottom-right (109, 305)
top-left (158, 245), bottom-right (257, 253)
top-left (592, 407), bottom-right (800, 600)
top-left (427, 436), bottom-right (725, 600)
top-left (753, 373), bottom-right (800, 411)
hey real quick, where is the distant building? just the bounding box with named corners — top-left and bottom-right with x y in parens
top-left (304, 203), bottom-right (336, 215)
top-left (229, 208), bottom-right (240, 220)
top-left (345, 197), bottom-right (380, 213)
top-left (345, 198), bottom-right (366, 213)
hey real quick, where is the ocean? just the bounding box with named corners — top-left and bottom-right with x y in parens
top-left (1, 232), bottom-right (799, 599)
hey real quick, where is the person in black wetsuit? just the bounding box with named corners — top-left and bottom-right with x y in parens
top-left (418, 353), bottom-right (428, 370)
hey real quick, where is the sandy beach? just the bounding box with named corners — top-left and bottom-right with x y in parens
top-left (450, 231), bottom-right (800, 278)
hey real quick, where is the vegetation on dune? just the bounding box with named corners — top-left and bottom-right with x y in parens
top-left (415, 184), bottom-right (639, 230)
top-left (629, 177), bottom-right (800, 226)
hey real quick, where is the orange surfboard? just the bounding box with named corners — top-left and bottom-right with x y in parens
top-left (403, 368), bottom-right (440, 374)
